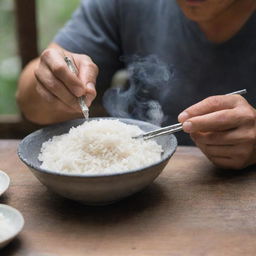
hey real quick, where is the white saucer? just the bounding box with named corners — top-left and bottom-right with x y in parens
top-left (0, 204), bottom-right (24, 249)
top-left (0, 170), bottom-right (10, 196)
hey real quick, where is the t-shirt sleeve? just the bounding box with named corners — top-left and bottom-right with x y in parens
top-left (54, 0), bottom-right (123, 94)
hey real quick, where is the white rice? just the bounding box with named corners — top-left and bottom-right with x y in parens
top-left (38, 119), bottom-right (163, 174)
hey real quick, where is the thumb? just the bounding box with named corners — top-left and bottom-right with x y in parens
top-left (75, 55), bottom-right (98, 106)
top-left (84, 82), bottom-right (97, 107)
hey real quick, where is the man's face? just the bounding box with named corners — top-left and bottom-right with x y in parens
top-left (176, 0), bottom-right (237, 22)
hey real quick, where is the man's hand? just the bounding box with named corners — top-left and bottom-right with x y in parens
top-left (35, 46), bottom-right (98, 114)
top-left (178, 95), bottom-right (256, 169)
top-left (17, 43), bottom-right (98, 124)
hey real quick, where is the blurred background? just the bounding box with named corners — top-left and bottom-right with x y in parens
top-left (0, 0), bottom-right (79, 137)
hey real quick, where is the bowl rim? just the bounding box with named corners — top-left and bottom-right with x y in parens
top-left (17, 118), bottom-right (177, 178)
top-left (0, 170), bottom-right (10, 196)
top-left (0, 204), bottom-right (24, 247)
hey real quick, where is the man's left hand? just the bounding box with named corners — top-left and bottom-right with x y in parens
top-left (178, 95), bottom-right (256, 169)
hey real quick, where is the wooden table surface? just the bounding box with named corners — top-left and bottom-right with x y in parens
top-left (1, 140), bottom-right (256, 256)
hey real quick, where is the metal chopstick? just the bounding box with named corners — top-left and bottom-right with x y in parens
top-left (141, 123), bottom-right (183, 140)
top-left (135, 123), bottom-right (183, 140)
top-left (226, 89), bottom-right (247, 95)
top-left (135, 89), bottom-right (247, 140)
top-left (64, 56), bottom-right (89, 121)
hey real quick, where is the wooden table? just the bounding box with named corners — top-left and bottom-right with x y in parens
top-left (1, 140), bottom-right (256, 256)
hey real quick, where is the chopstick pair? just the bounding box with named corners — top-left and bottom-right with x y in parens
top-left (135, 123), bottom-right (183, 140)
top-left (135, 89), bottom-right (247, 140)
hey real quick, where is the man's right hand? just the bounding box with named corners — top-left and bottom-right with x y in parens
top-left (34, 46), bottom-right (98, 114)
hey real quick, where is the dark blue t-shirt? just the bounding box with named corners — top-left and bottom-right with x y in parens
top-left (54, 0), bottom-right (256, 145)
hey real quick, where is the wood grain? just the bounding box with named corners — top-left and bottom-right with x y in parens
top-left (1, 140), bottom-right (256, 256)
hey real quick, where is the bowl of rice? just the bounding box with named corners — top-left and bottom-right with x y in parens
top-left (18, 118), bottom-right (177, 205)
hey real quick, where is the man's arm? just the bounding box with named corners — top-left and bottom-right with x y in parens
top-left (16, 43), bottom-right (98, 125)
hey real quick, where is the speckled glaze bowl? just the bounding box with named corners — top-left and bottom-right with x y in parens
top-left (18, 118), bottom-right (177, 205)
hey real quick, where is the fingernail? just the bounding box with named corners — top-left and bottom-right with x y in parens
top-left (183, 121), bottom-right (193, 132)
top-left (87, 83), bottom-right (95, 90)
top-left (178, 111), bottom-right (189, 122)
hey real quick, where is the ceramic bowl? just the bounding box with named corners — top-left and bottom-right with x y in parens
top-left (18, 118), bottom-right (177, 205)
top-left (0, 204), bottom-right (24, 249)
top-left (0, 170), bottom-right (10, 196)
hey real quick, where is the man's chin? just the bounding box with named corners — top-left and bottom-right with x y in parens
top-left (181, 7), bottom-right (217, 23)
top-left (176, 0), bottom-right (220, 22)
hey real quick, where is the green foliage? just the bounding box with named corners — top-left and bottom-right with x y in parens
top-left (0, 0), bottom-right (80, 114)
top-left (0, 76), bottom-right (18, 114)
top-left (37, 0), bottom-right (80, 50)
top-left (0, 1), bottom-right (16, 62)
top-left (0, 0), bottom-right (17, 114)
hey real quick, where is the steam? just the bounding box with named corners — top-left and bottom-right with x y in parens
top-left (103, 55), bottom-right (173, 126)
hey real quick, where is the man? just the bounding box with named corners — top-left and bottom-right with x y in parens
top-left (16, 0), bottom-right (256, 169)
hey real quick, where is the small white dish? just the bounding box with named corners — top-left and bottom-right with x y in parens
top-left (0, 170), bottom-right (10, 196)
top-left (0, 204), bottom-right (24, 249)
